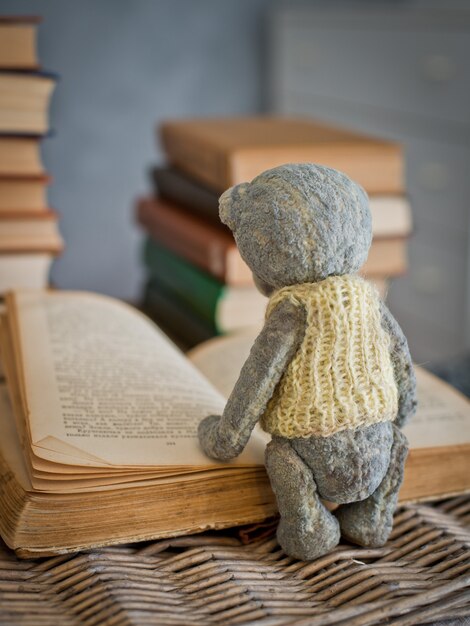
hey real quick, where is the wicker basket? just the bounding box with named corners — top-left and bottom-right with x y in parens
top-left (1, 496), bottom-right (469, 625)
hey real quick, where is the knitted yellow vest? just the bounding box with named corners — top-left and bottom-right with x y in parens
top-left (260, 276), bottom-right (398, 438)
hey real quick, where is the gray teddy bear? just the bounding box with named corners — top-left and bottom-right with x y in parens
top-left (198, 163), bottom-right (417, 561)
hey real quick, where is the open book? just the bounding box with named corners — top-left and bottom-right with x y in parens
top-left (0, 291), bottom-right (469, 557)
top-left (0, 291), bottom-right (274, 557)
top-left (191, 330), bottom-right (470, 506)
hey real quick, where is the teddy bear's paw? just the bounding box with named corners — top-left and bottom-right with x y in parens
top-left (335, 500), bottom-right (393, 548)
top-left (335, 423), bottom-right (408, 548)
top-left (266, 436), bottom-right (341, 560)
top-left (277, 509), bottom-right (341, 561)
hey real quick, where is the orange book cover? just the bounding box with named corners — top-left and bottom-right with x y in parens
top-left (160, 117), bottom-right (404, 194)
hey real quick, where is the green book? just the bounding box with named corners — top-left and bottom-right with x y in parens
top-left (143, 239), bottom-right (266, 334)
top-left (143, 278), bottom-right (216, 349)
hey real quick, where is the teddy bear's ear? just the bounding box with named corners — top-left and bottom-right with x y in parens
top-left (219, 182), bottom-right (248, 231)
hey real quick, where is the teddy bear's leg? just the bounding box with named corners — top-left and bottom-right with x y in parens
top-left (291, 422), bottom-right (393, 504)
top-left (334, 424), bottom-right (408, 547)
top-left (265, 436), bottom-right (340, 560)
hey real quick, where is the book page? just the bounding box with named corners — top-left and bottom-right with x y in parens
top-left (13, 291), bottom-right (266, 467)
top-left (403, 367), bottom-right (470, 448)
top-left (188, 328), bottom-right (258, 398)
top-left (190, 332), bottom-right (470, 449)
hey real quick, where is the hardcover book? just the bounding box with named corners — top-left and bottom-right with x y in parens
top-left (0, 290), bottom-right (273, 557)
top-left (0, 254), bottom-right (53, 294)
top-left (0, 136), bottom-right (44, 177)
top-left (136, 196), bottom-right (252, 286)
top-left (160, 117), bottom-right (404, 194)
top-left (0, 17), bottom-right (58, 301)
top-left (189, 329), bottom-right (470, 505)
top-left (143, 239), bottom-right (266, 334)
top-left (136, 196), bottom-right (407, 282)
top-left (0, 16), bottom-right (40, 70)
top-left (0, 210), bottom-right (63, 253)
top-left (0, 174), bottom-right (49, 212)
top-left (143, 278), bottom-right (217, 348)
top-left (0, 291), bottom-right (468, 557)
top-left (0, 71), bottom-right (56, 134)
top-left (153, 166), bottom-right (413, 239)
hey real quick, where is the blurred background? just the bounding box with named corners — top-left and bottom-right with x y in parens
top-left (1, 0), bottom-right (469, 380)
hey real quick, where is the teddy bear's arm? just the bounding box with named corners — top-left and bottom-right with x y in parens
top-left (197, 299), bottom-right (306, 461)
top-left (380, 301), bottom-right (417, 428)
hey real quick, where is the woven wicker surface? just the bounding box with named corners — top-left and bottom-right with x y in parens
top-left (0, 496), bottom-right (469, 626)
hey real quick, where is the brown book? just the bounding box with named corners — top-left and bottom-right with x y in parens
top-left (0, 16), bottom-right (40, 70)
top-left (189, 330), bottom-right (470, 505)
top-left (136, 197), bottom-right (407, 284)
top-left (0, 136), bottom-right (44, 176)
top-left (0, 174), bottom-right (49, 212)
top-left (160, 117), bottom-right (404, 194)
top-left (136, 196), bottom-right (252, 286)
top-left (0, 72), bottom-right (55, 134)
top-left (0, 290), bottom-right (274, 556)
top-left (362, 237), bottom-right (408, 277)
top-left (0, 210), bottom-right (63, 253)
top-left (153, 166), bottom-right (413, 238)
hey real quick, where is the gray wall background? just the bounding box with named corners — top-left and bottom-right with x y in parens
top-left (1, 0), bottom-right (467, 365)
top-left (0, 0), bottom-right (273, 300)
top-left (268, 3), bottom-right (470, 363)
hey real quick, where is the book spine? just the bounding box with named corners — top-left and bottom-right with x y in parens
top-left (160, 124), bottom-right (227, 191)
top-left (143, 239), bottom-right (225, 329)
top-left (361, 238), bottom-right (407, 277)
top-left (0, 243), bottom-right (63, 254)
top-left (0, 173), bottom-right (50, 181)
top-left (0, 208), bottom-right (57, 220)
top-left (152, 167), bottom-right (221, 224)
top-left (136, 197), bottom-right (252, 286)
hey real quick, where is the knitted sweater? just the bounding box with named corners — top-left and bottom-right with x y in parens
top-left (260, 276), bottom-right (398, 438)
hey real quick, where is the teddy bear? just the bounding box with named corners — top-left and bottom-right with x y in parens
top-left (198, 163), bottom-right (417, 561)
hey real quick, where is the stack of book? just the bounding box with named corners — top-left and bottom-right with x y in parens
top-left (0, 16), bottom-right (62, 295)
top-left (136, 117), bottom-right (412, 348)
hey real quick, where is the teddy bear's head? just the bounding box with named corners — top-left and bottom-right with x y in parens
top-left (219, 163), bottom-right (372, 295)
